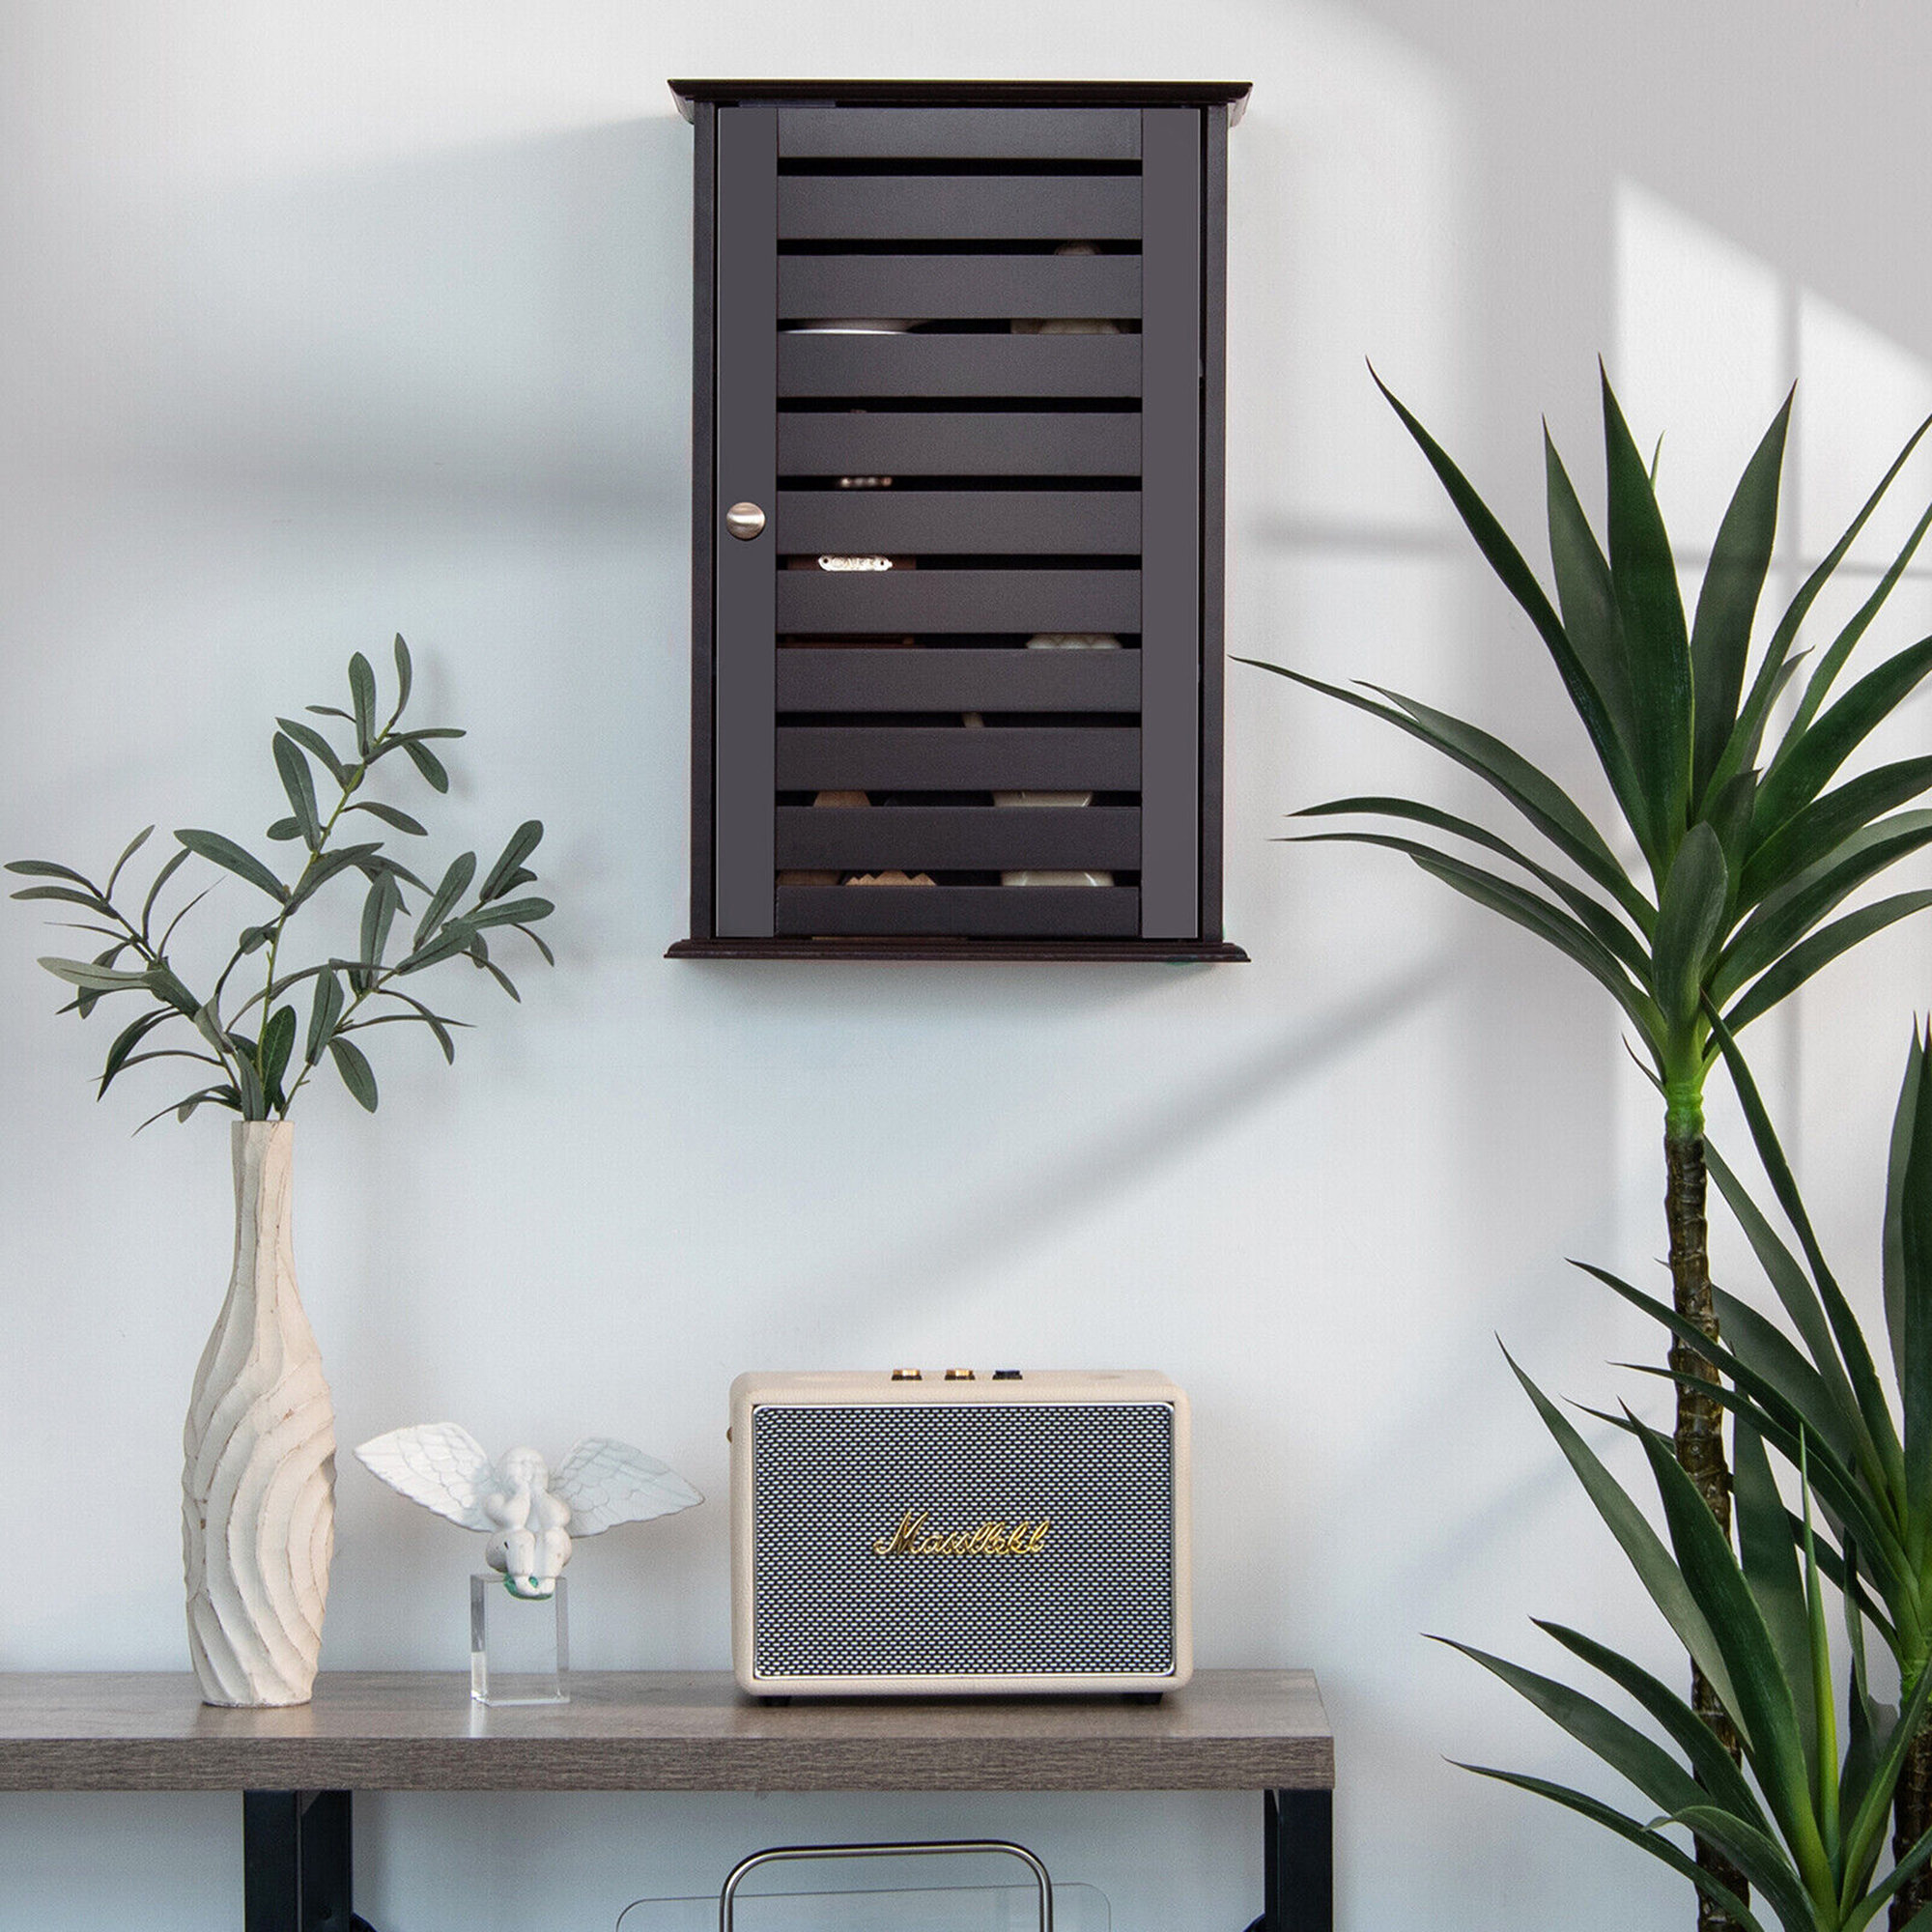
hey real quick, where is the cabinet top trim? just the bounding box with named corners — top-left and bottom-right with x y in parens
top-left (669, 79), bottom-right (1252, 125)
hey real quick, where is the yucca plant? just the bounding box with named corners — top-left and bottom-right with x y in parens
top-left (1249, 370), bottom-right (1932, 1917)
top-left (1593, 1020), bottom-right (1932, 1925)
top-left (1456, 1350), bottom-right (1932, 1932)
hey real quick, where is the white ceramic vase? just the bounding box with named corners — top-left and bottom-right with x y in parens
top-left (182, 1122), bottom-right (336, 1706)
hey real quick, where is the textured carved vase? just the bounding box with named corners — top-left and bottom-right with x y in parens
top-left (182, 1122), bottom-right (336, 1706)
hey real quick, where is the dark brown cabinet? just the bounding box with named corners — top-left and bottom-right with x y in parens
top-left (668, 81), bottom-right (1249, 961)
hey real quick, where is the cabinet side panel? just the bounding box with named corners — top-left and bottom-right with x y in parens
top-left (687, 103), bottom-right (717, 940)
top-left (1200, 104), bottom-right (1230, 941)
top-left (712, 104), bottom-right (778, 937)
top-left (1138, 107), bottom-right (1203, 940)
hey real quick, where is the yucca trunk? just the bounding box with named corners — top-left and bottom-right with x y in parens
top-left (1892, 1727), bottom-right (1932, 1927)
top-left (1666, 1112), bottom-right (1748, 1931)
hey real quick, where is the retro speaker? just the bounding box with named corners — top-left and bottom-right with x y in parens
top-left (729, 1370), bottom-right (1191, 1696)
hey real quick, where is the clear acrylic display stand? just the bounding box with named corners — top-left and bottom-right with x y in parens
top-left (469, 1572), bottom-right (569, 1706)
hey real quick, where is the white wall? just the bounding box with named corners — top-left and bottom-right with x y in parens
top-left (3, 3), bottom-right (1930, 1928)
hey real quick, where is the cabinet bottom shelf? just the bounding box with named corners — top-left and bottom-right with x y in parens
top-left (667, 936), bottom-right (1250, 962)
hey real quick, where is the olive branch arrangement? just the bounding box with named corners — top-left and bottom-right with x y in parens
top-left (8, 636), bottom-right (554, 1125)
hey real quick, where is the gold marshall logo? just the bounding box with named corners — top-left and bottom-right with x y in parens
top-left (872, 1510), bottom-right (1050, 1557)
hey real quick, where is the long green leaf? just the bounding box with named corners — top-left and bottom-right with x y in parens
top-left (347, 800), bottom-right (427, 837)
top-left (1665, 1804), bottom-right (1821, 1932)
top-left (1843, 1814), bottom-right (1932, 1931)
top-left (1884, 1028), bottom-right (1930, 1391)
top-left (1718, 811), bottom-right (1932, 1000)
top-left (1585, 1276), bottom-right (1910, 1601)
top-left (1545, 427), bottom-right (1640, 760)
top-left (304, 968), bottom-right (344, 1066)
top-left (1758, 635), bottom-right (1932, 840)
top-left (464, 895), bottom-right (553, 931)
top-left (478, 820), bottom-right (544, 902)
top-left (402, 739), bottom-right (448, 792)
top-left (174, 829), bottom-right (286, 904)
top-left (1629, 1414), bottom-right (1829, 1889)
top-left (11, 884), bottom-right (117, 915)
top-left (98, 1009), bottom-right (170, 1098)
top-left (1293, 798), bottom-right (1652, 975)
top-left (6, 857), bottom-right (95, 887)
top-left (139, 844), bottom-right (190, 940)
top-left (271, 733), bottom-right (322, 849)
top-left (392, 633), bottom-right (412, 715)
top-left (1742, 757), bottom-right (1932, 911)
top-left (327, 1035), bottom-right (378, 1112)
top-left (1709, 407), bottom-right (1932, 804)
top-left (1437, 1634), bottom-right (1711, 1816)
top-left (1505, 1350), bottom-right (1740, 1716)
top-left (348, 652), bottom-right (378, 755)
top-left (1839, 1658), bottom-right (1932, 1904)
top-left (1535, 1618), bottom-right (1771, 1829)
top-left (1691, 391), bottom-right (1792, 809)
top-left (1457, 1765), bottom-right (1765, 1931)
top-left (1785, 501), bottom-right (1932, 749)
top-left (104, 825), bottom-right (154, 898)
top-left (1733, 1414), bottom-right (1817, 1774)
top-left (274, 717), bottom-right (350, 786)
top-left (1242, 660), bottom-right (1649, 923)
top-left (285, 842), bottom-right (384, 913)
top-left (258, 1005), bottom-right (297, 1107)
top-left (1726, 892), bottom-right (1932, 1034)
top-left (1716, 1287), bottom-right (1867, 1485)
top-left (413, 852), bottom-right (477, 951)
top-left (1293, 831), bottom-right (1664, 1049)
top-left (1892, 1030), bottom-right (1932, 1542)
top-left (358, 871), bottom-right (404, 976)
top-left (1709, 1011), bottom-right (1909, 1510)
top-left (1651, 821), bottom-right (1729, 1031)
top-left (1371, 368), bottom-right (1659, 863)
top-left (37, 956), bottom-right (152, 992)
top-left (1601, 368), bottom-right (1694, 849)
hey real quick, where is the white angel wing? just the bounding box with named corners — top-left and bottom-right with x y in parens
top-left (355, 1422), bottom-right (498, 1531)
top-left (550, 1437), bottom-right (702, 1537)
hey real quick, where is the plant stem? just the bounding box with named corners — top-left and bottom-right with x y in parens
top-left (1894, 1720), bottom-right (1932, 1928)
top-left (256, 753), bottom-right (365, 1116)
top-left (1665, 1096), bottom-right (1748, 1932)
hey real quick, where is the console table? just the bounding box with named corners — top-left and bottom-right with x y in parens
top-left (0, 1668), bottom-right (1333, 1932)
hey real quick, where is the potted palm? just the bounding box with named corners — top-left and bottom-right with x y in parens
top-left (1250, 369), bottom-right (1932, 1923)
top-left (9, 637), bottom-right (554, 1705)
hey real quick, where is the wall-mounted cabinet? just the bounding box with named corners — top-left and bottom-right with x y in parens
top-left (668, 80), bottom-right (1250, 961)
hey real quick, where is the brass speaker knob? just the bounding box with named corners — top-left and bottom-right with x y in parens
top-left (724, 500), bottom-right (767, 541)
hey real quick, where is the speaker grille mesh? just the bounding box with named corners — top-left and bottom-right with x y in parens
top-left (752, 1401), bottom-right (1176, 1679)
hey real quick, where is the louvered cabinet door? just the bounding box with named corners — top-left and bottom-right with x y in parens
top-left (680, 84), bottom-right (1243, 959)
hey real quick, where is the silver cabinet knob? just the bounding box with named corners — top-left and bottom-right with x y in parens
top-left (724, 500), bottom-right (767, 541)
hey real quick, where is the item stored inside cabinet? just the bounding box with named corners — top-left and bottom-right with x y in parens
top-left (670, 80), bottom-right (1250, 960)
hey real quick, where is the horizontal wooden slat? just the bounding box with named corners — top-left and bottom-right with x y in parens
top-left (778, 489), bottom-right (1140, 554)
top-left (778, 805), bottom-right (1142, 870)
top-left (778, 725), bottom-right (1140, 790)
top-left (778, 884), bottom-right (1141, 938)
top-left (778, 647), bottom-right (1140, 712)
top-left (781, 253), bottom-right (1139, 322)
top-left (780, 412), bottom-right (1140, 477)
top-left (779, 570), bottom-right (1139, 635)
top-left (779, 175), bottom-right (1142, 241)
top-left (778, 106), bottom-right (1142, 161)
top-left (779, 332), bottom-right (1142, 400)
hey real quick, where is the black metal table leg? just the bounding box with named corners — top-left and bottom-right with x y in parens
top-left (1245, 1788), bottom-right (1333, 1932)
top-left (243, 1790), bottom-right (374, 1932)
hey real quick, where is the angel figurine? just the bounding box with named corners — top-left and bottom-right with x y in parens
top-left (355, 1424), bottom-right (702, 1599)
